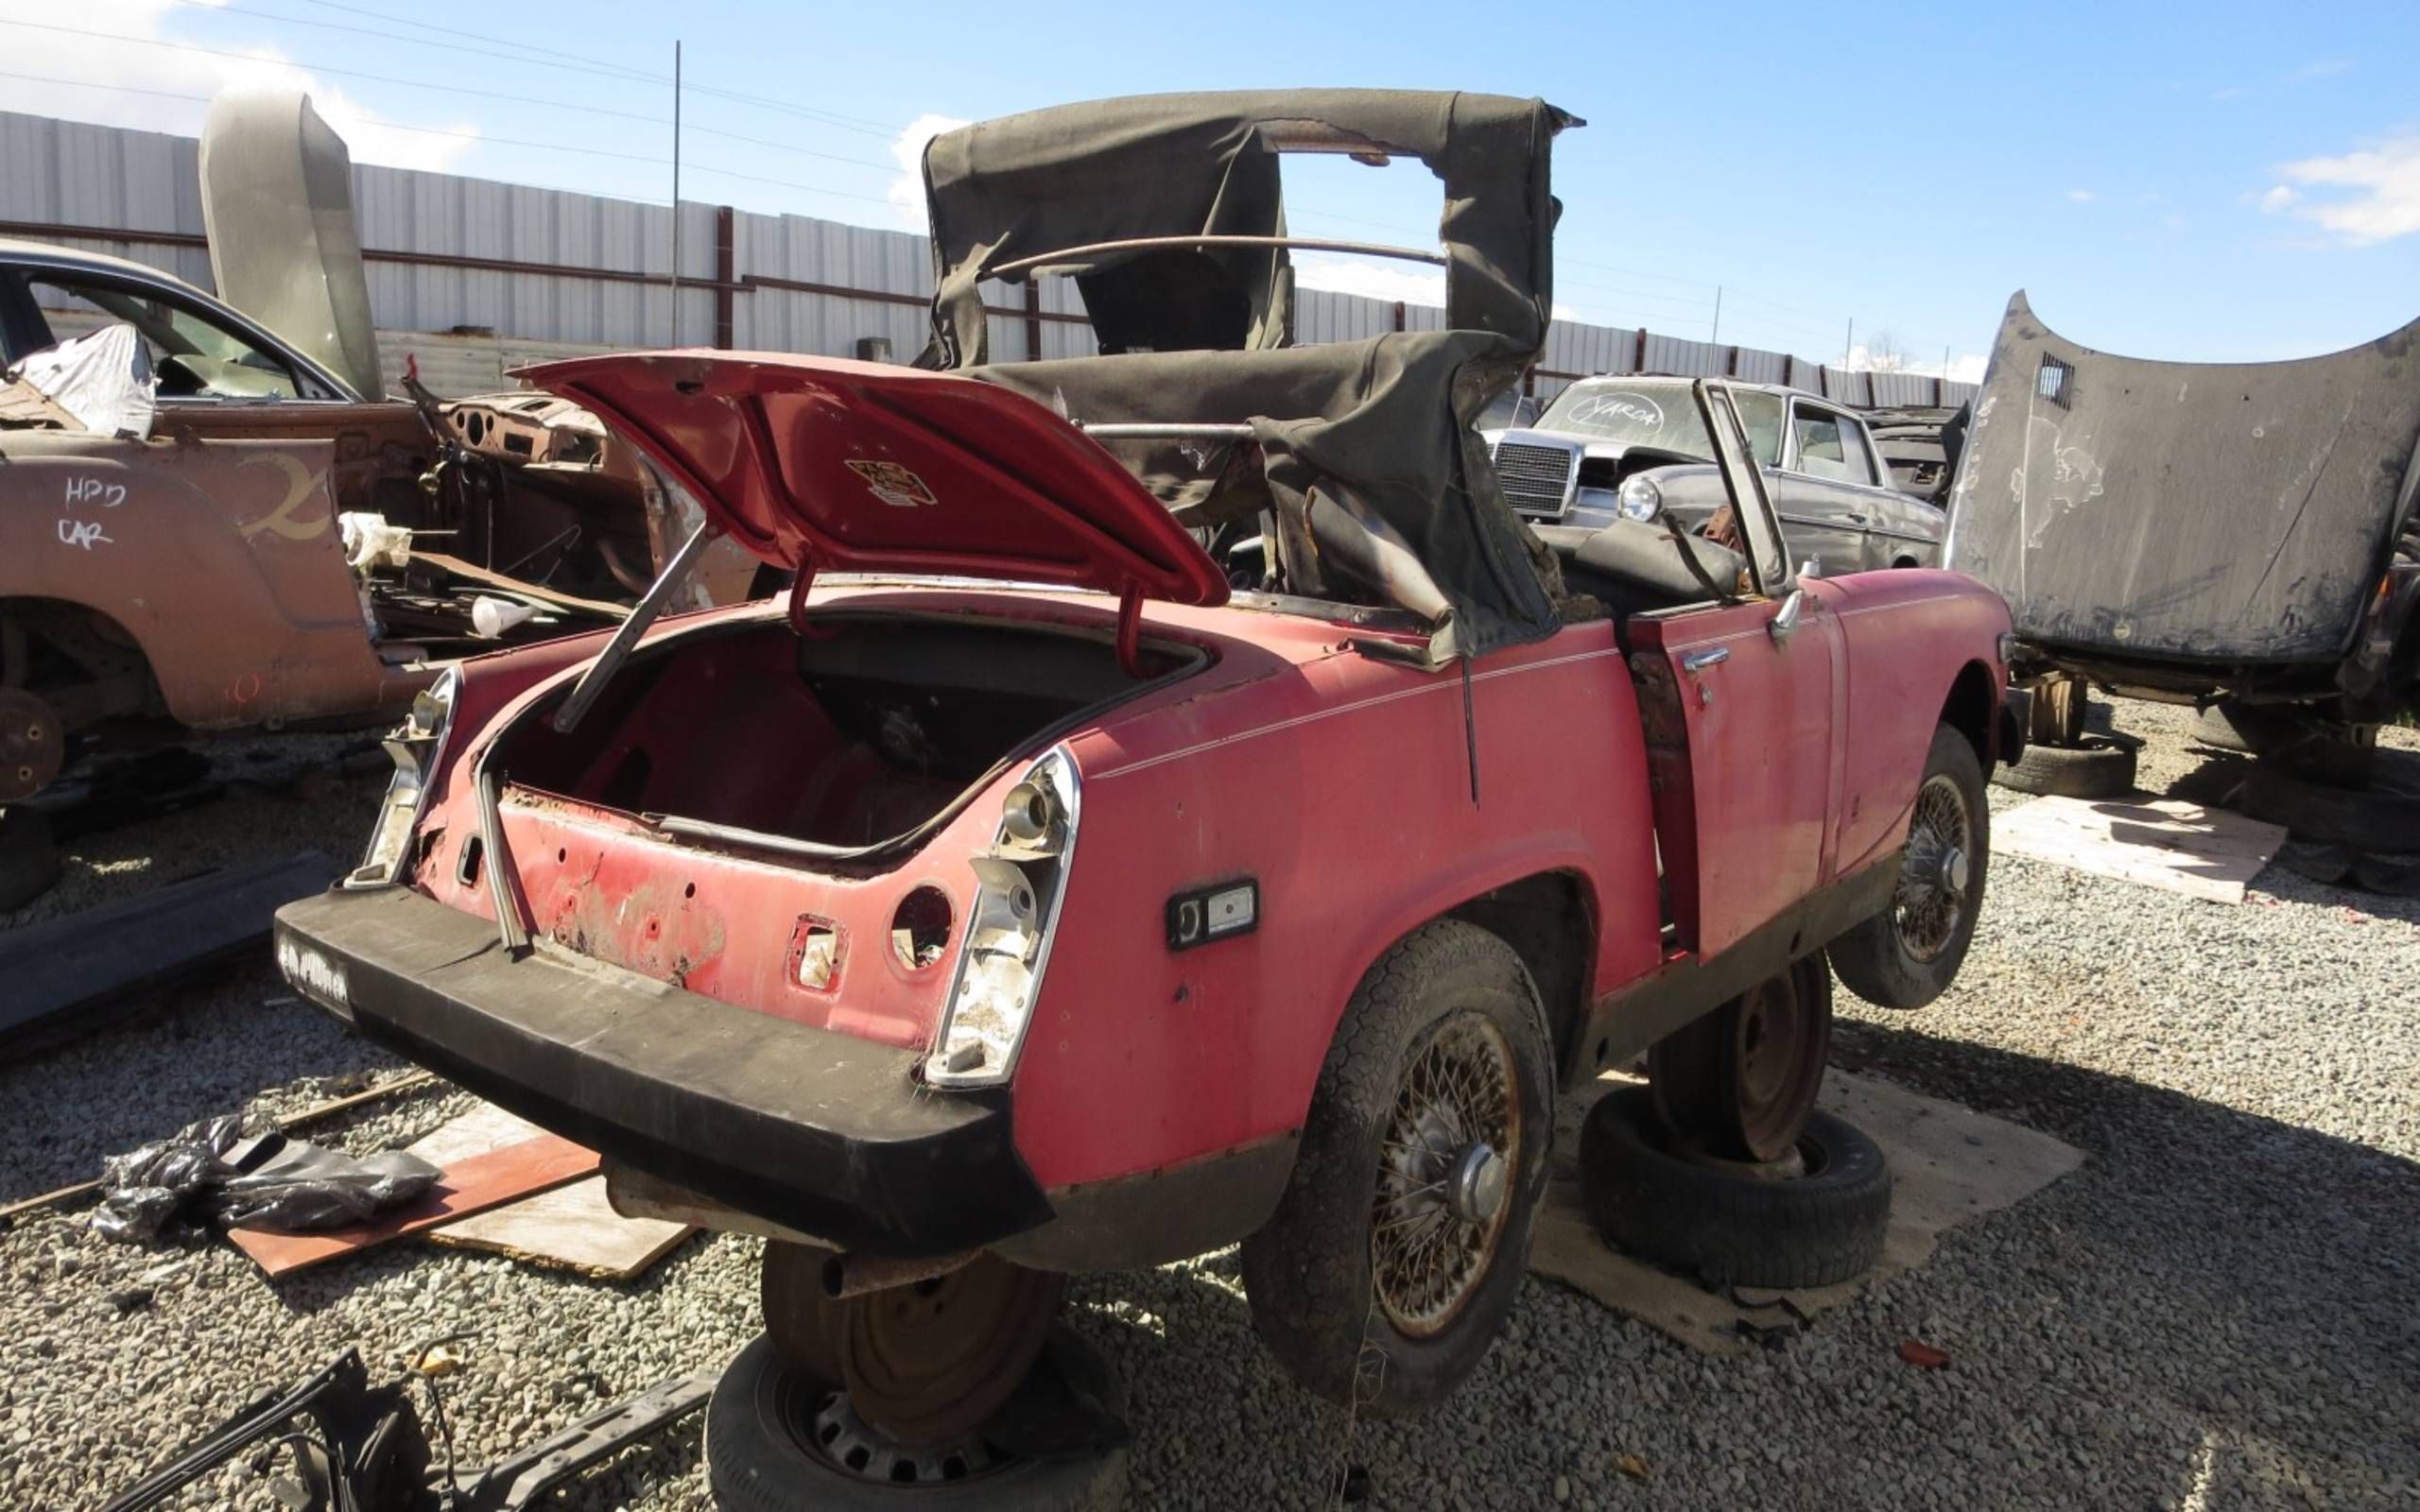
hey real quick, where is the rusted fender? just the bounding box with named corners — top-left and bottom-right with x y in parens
top-left (0, 432), bottom-right (410, 729)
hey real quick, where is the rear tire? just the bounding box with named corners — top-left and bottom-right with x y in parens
top-left (1992, 736), bottom-right (2136, 799)
top-left (1239, 919), bottom-right (1553, 1417)
top-left (1581, 1087), bottom-right (1891, 1289)
top-left (705, 1329), bottom-right (1128, 1512)
top-left (1830, 726), bottom-right (1988, 1010)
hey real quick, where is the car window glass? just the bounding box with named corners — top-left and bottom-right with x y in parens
top-left (25, 275), bottom-right (303, 401)
top-left (1790, 406), bottom-right (1848, 480)
top-left (1731, 389), bottom-right (1786, 466)
top-left (1537, 382), bottom-right (1711, 455)
top-left (1835, 418), bottom-right (1878, 486)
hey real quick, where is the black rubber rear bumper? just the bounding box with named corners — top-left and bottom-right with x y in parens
top-left (271, 885), bottom-right (1051, 1257)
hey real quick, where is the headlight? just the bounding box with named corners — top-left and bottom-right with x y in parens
top-left (1616, 475), bottom-right (1663, 522)
top-left (924, 746), bottom-right (1080, 1088)
top-left (345, 668), bottom-right (457, 887)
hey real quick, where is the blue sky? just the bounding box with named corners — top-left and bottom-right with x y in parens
top-left (11, 0), bottom-right (2420, 376)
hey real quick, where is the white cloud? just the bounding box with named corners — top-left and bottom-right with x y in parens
top-left (4, 0), bottom-right (477, 172)
top-left (2289, 60), bottom-right (2352, 82)
top-left (2066, 188), bottom-right (2096, 203)
top-left (884, 112), bottom-right (970, 232)
top-left (2211, 86), bottom-right (2251, 102)
top-left (1844, 344), bottom-right (1986, 385)
top-left (2268, 132), bottom-right (2420, 246)
top-left (1290, 253), bottom-right (1446, 307)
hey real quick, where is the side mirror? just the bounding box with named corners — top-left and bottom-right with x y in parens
top-left (1769, 588), bottom-right (1806, 644)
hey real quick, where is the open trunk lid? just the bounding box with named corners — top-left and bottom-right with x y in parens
top-left (518, 350), bottom-right (1230, 607)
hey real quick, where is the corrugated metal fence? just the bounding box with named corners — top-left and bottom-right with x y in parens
top-left (0, 109), bottom-right (1974, 409)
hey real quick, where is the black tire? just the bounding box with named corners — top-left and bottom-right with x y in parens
top-left (2241, 757), bottom-right (2420, 852)
top-left (1991, 735), bottom-right (2136, 799)
top-left (1239, 919), bottom-right (1553, 1418)
top-left (1829, 726), bottom-right (1989, 1010)
top-left (1580, 1087), bottom-right (1891, 1289)
top-left (705, 1329), bottom-right (1128, 1512)
top-left (0, 807), bottom-right (60, 913)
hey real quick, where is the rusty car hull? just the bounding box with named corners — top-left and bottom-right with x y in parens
top-left (1945, 292), bottom-right (2420, 713)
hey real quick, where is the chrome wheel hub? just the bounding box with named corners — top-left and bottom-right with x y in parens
top-left (1371, 1014), bottom-right (1520, 1337)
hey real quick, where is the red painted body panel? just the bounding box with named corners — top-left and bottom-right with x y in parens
top-left (1627, 594), bottom-right (1842, 957)
top-left (402, 564), bottom-right (2005, 1207)
top-left (1820, 571), bottom-right (2013, 872)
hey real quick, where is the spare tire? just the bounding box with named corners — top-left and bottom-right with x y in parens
top-left (1992, 736), bottom-right (2136, 799)
top-left (707, 1328), bottom-right (1128, 1512)
top-left (2242, 758), bottom-right (2420, 852)
top-left (1581, 1087), bottom-right (1891, 1289)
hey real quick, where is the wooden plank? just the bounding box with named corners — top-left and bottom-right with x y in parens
top-left (228, 1133), bottom-right (597, 1277)
top-left (1995, 795), bottom-right (2287, 904)
top-left (410, 1105), bottom-right (696, 1278)
top-left (0, 852), bottom-right (341, 1061)
top-left (412, 552), bottom-right (629, 618)
top-left (431, 1177), bottom-right (695, 1280)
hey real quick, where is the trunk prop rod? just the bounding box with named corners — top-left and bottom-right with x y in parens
top-left (551, 521), bottom-right (720, 735)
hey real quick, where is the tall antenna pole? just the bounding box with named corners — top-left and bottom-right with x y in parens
top-left (1709, 284), bottom-right (1722, 345)
top-left (1842, 318), bottom-right (1854, 370)
top-left (668, 40), bottom-right (683, 348)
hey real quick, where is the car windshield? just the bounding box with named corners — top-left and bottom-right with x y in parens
top-left (1537, 381), bottom-right (1785, 464)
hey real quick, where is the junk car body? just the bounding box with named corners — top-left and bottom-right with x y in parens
top-left (275, 89), bottom-right (2014, 1420)
top-left (1493, 374), bottom-right (1946, 576)
top-left (1946, 292), bottom-right (2420, 725)
top-left (0, 96), bottom-right (754, 815)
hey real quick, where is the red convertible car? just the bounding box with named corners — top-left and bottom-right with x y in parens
top-left (274, 91), bottom-right (2014, 1502)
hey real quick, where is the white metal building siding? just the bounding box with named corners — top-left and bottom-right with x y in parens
top-left (0, 109), bottom-right (1976, 407)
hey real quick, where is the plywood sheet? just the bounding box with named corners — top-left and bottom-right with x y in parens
top-left (431, 1176), bottom-right (694, 1280)
top-left (1530, 1071), bottom-right (2083, 1355)
top-left (1994, 794), bottom-right (2287, 903)
top-left (229, 1131), bottom-right (597, 1277)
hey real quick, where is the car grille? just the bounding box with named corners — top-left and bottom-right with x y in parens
top-left (1492, 440), bottom-right (1576, 516)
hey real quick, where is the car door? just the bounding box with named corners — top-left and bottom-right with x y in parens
top-left (1835, 414), bottom-right (1942, 567)
top-left (1775, 401), bottom-right (1879, 575)
top-left (1626, 384), bottom-right (1846, 959)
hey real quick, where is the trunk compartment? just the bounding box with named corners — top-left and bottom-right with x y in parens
top-left (491, 609), bottom-right (1196, 857)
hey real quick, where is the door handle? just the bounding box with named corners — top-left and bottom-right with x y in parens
top-left (1843, 512), bottom-right (1869, 524)
top-left (1681, 646), bottom-right (1730, 672)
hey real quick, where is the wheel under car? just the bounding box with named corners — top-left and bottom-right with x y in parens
top-left (1239, 919), bottom-right (1554, 1417)
top-left (709, 1246), bottom-right (1128, 1509)
top-left (1586, 958), bottom-right (1892, 1289)
top-left (1830, 723), bottom-right (1989, 1010)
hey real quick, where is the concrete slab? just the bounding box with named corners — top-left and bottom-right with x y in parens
top-left (1530, 1071), bottom-right (2083, 1355)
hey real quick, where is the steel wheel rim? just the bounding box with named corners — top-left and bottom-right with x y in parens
top-left (1731, 968), bottom-right (1826, 1160)
top-left (1370, 1012), bottom-right (1520, 1338)
top-left (1894, 772), bottom-right (1972, 963)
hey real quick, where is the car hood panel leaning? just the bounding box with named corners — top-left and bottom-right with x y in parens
top-left (520, 350), bottom-right (1230, 607)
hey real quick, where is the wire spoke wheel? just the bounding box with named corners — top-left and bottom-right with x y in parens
top-left (1369, 1010), bottom-right (1520, 1337)
top-left (1894, 771), bottom-right (1975, 963)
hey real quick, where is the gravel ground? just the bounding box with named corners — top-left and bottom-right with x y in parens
top-left (4, 701), bottom-right (2415, 1510)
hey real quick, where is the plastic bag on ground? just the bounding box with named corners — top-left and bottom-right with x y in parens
top-left (93, 1112), bottom-right (440, 1243)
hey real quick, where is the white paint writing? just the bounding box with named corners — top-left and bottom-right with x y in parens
top-left (1566, 390), bottom-right (1667, 432)
top-left (58, 518), bottom-right (113, 550)
top-left (277, 938), bottom-right (351, 1009)
top-left (63, 475), bottom-right (128, 508)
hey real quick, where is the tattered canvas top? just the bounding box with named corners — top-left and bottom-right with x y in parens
top-left (919, 90), bottom-right (1580, 657)
top-left (1948, 292), bottom-right (2420, 663)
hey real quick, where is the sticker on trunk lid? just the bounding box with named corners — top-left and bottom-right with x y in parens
top-left (844, 459), bottom-right (939, 508)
